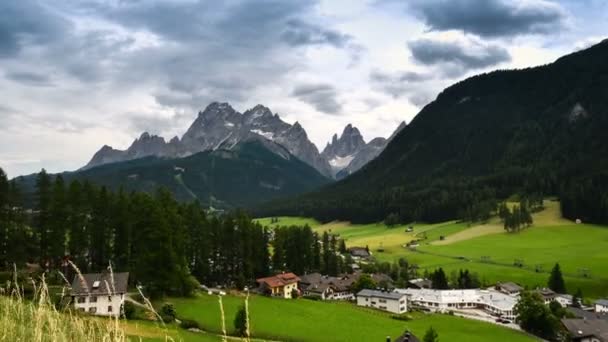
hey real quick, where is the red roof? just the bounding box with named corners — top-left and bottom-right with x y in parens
top-left (256, 273), bottom-right (300, 288)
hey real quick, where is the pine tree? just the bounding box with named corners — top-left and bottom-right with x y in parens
top-left (0, 168), bottom-right (9, 269)
top-left (548, 263), bottom-right (566, 293)
top-left (35, 169), bottom-right (52, 264)
top-left (431, 268), bottom-right (449, 289)
top-left (234, 305), bottom-right (248, 337)
top-left (423, 326), bottom-right (439, 342)
top-left (48, 175), bottom-right (68, 265)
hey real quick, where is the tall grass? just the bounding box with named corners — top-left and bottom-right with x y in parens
top-left (0, 273), bottom-right (128, 342)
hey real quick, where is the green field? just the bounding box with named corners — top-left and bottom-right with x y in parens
top-left (257, 201), bottom-right (608, 299)
top-left (166, 293), bottom-right (535, 342)
top-left (254, 216), bottom-right (321, 229)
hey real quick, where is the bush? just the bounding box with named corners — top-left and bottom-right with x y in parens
top-left (179, 319), bottom-right (201, 330)
top-left (160, 303), bottom-right (176, 323)
top-left (122, 301), bottom-right (136, 319)
top-left (391, 314), bottom-right (413, 321)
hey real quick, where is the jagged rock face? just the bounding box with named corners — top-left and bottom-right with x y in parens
top-left (85, 145), bottom-right (126, 169)
top-left (322, 124), bottom-right (366, 160)
top-left (335, 121), bottom-right (406, 179)
top-left (83, 102), bottom-right (333, 177)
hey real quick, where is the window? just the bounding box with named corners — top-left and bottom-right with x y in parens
top-left (89, 307), bottom-right (97, 313)
top-left (78, 308), bottom-right (85, 312)
top-left (90, 296), bottom-right (97, 303)
top-left (108, 296), bottom-right (112, 302)
top-left (77, 297), bottom-right (86, 303)
top-left (108, 306), bottom-right (113, 312)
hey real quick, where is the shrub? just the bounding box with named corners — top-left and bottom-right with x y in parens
top-left (179, 319), bottom-right (201, 330)
top-left (122, 301), bottom-right (136, 319)
top-left (160, 303), bottom-right (176, 323)
top-left (391, 314), bottom-right (413, 321)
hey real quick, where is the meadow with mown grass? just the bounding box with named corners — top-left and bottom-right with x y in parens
top-left (258, 200), bottom-right (608, 299)
top-left (167, 293), bottom-right (535, 342)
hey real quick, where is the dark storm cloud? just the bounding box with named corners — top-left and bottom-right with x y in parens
top-left (281, 19), bottom-right (353, 48)
top-left (291, 83), bottom-right (342, 114)
top-left (409, 0), bottom-right (567, 37)
top-left (408, 38), bottom-right (511, 74)
top-left (0, 1), bottom-right (70, 57)
top-left (5, 71), bottom-right (53, 87)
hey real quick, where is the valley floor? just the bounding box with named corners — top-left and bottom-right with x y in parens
top-left (259, 200), bottom-right (608, 299)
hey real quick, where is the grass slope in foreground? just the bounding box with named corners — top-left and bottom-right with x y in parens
top-left (169, 293), bottom-right (535, 342)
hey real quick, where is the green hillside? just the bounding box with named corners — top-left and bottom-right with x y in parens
top-left (257, 40), bottom-right (608, 224)
top-left (261, 202), bottom-right (608, 298)
top-left (15, 141), bottom-right (330, 209)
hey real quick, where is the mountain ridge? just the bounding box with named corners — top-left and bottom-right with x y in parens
top-left (84, 102), bottom-right (403, 179)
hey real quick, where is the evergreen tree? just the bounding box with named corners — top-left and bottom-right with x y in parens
top-left (431, 268), bottom-right (449, 289)
top-left (423, 326), bottom-right (439, 342)
top-left (234, 305), bottom-right (248, 337)
top-left (573, 288), bottom-right (583, 308)
top-left (48, 175), bottom-right (68, 265)
top-left (548, 263), bottom-right (566, 293)
top-left (0, 168), bottom-right (9, 268)
top-left (35, 169), bottom-right (52, 264)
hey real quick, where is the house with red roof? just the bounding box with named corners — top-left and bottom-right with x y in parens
top-left (256, 273), bottom-right (300, 299)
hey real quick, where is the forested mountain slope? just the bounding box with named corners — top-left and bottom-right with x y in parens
top-left (16, 140), bottom-right (330, 209)
top-left (257, 40), bottom-right (608, 224)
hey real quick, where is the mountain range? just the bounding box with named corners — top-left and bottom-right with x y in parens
top-left (85, 102), bottom-right (404, 179)
top-left (256, 39), bottom-right (608, 225)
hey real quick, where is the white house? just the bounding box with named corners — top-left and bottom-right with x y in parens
top-left (555, 294), bottom-right (574, 307)
top-left (396, 288), bottom-right (517, 320)
top-left (70, 272), bottom-right (129, 317)
top-left (595, 299), bottom-right (608, 313)
top-left (356, 289), bottom-right (407, 314)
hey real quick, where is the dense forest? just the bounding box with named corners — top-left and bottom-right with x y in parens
top-left (256, 40), bottom-right (608, 225)
top-left (0, 167), bottom-right (346, 297)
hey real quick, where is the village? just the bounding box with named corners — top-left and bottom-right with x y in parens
top-left (68, 245), bottom-right (608, 342)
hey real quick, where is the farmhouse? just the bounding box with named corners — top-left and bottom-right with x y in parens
top-left (70, 272), bottom-right (129, 317)
top-left (356, 289), bottom-right (407, 314)
top-left (256, 273), bottom-right (300, 299)
top-left (596, 299), bottom-right (608, 313)
top-left (396, 288), bottom-right (517, 320)
top-left (562, 318), bottom-right (608, 342)
top-left (348, 246), bottom-right (371, 260)
top-left (535, 288), bottom-right (558, 305)
top-left (555, 294), bottom-right (574, 307)
top-left (299, 273), bottom-right (355, 300)
top-left (495, 282), bottom-right (523, 296)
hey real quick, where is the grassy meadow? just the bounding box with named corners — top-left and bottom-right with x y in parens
top-left (168, 293), bottom-right (535, 342)
top-left (257, 201), bottom-right (608, 299)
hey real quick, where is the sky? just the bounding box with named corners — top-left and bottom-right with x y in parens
top-left (1, 0), bottom-right (607, 177)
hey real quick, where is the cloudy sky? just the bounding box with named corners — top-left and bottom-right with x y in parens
top-left (1, 0), bottom-right (607, 177)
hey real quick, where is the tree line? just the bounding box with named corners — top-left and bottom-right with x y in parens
top-left (1, 168), bottom-right (360, 298)
top-left (0, 168), bottom-right (274, 297)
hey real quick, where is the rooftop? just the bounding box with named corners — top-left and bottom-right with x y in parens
top-left (396, 288), bottom-right (517, 311)
top-left (596, 299), bottom-right (608, 306)
top-left (562, 318), bottom-right (608, 341)
top-left (256, 273), bottom-right (300, 288)
top-left (70, 272), bottom-right (129, 296)
top-left (357, 289), bottom-right (406, 300)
